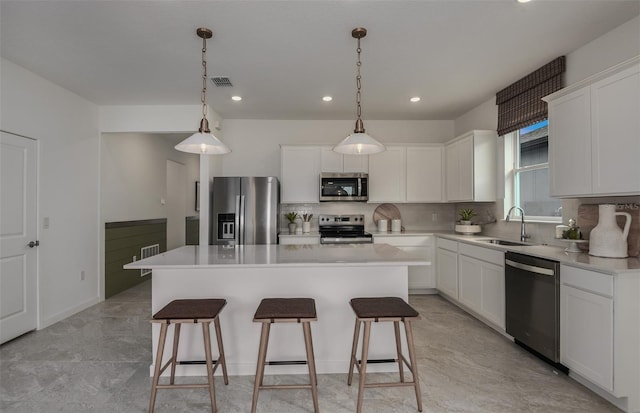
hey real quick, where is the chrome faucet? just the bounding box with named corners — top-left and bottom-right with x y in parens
top-left (506, 206), bottom-right (530, 242)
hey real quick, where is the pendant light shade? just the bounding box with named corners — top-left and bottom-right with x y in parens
top-left (175, 27), bottom-right (231, 155)
top-left (333, 132), bottom-right (386, 155)
top-left (333, 27), bottom-right (385, 156)
top-left (174, 132), bottom-right (230, 155)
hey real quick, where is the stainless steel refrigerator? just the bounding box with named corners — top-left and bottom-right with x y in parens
top-left (210, 177), bottom-right (280, 245)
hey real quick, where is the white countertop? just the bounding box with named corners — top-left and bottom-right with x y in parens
top-left (123, 244), bottom-right (430, 269)
top-left (438, 233), bottom-right (640, 274)
top-left (371, 230), bottom-right (438, 237)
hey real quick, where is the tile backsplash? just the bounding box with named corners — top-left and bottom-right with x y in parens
top-left (281, 202), bottom-right (456, 233)
top-left (282, 195), bottom-right (640, 247)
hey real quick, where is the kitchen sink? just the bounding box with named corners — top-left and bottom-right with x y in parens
top-left (480, 239), bottom-right (530, 246)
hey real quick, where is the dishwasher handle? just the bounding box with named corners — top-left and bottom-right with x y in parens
top-left (505, 259), bottom-right (555, 276)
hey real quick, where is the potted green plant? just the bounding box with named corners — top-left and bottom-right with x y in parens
top-left (458, 208), bottom-right (477, 225)
top-left (285, 212), bottom-right (298, 234)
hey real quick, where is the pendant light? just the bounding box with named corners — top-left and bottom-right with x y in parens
top-left (175, 27), bottom-right (231, 155)
top-left (333, 27), bottom-right (385, 155)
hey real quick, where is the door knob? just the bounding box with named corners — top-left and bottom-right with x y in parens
top-left (28, 240), bottom-right (40, 248)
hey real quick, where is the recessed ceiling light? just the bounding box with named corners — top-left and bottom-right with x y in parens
top-left (322, 96), bottom-right (333, 102)
top-left (231, 96), bottom-right (242, 101)
top-left (410, 97), bottom-right (421, 103)
top-left (517, 0), bottom-right (531, 3)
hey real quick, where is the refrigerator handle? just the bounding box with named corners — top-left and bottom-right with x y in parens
top-left (235, 195), bottom-right (241, 244)
top-left (239, 195), bottom-right (246, 245)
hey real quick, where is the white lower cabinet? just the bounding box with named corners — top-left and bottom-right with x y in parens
top-left (560, 264), bottom-right (640, 413)
top-left (560, 265), bottom-right (614, 391)
top-left (373, 234), bottom-right (435, 292)
top-left (457, 243), bottom-right (505, 329)
top-left (436, 238), bottom-right (458, 300)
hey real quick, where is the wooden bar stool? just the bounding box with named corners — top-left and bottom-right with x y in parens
top-left (149, 299), bottom-right (229, 413)
top-left (347, 297), bottom-right (422, 413)
top-left (251, 298), bottom-right (319, 413)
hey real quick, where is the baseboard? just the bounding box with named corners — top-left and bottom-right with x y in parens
top-left (39, 295), bottom-right (101, 329)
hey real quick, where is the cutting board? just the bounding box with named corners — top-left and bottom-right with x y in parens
top-left (373, 203), bottom-right (401, 224)
top-left (577, 204), bottom-right (640, 256)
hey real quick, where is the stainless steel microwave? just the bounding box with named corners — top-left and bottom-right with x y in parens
top-left (319, 173), bottom-right (368, 202)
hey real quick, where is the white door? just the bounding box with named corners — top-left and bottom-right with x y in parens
top-left (1, 131), bottom-right (38, 343)
top-left (166, 160), bottom-right (186, 250)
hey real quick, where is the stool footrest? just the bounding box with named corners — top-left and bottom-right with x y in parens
top-left (178, 359), bottom-right (220, 365)
top-left (364, 381), bottom-right (418, 389)
top-left (266, 360), bottom-right (307, 366)
top-left (156, 383), bottom-right (212, 390)
top-left (259, 384), bottom-right (314, 390)
top-left (356, 358), bottom-right (396, 364)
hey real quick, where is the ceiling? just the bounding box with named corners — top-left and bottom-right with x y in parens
top-left (2, 1), bottom-right (639, 121)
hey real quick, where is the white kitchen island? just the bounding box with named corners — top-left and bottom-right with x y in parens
top-left (124, 243), bottom-right (429, 376)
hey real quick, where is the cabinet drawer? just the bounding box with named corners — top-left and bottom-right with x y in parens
top-left (561, 264), bottom-right (613, 297)
top-left (374, 235), bottom-right (433, 247)
top-left (459, 243), bottom-right (504, 266)
top-left (437, 237), bottom-right (458, 252)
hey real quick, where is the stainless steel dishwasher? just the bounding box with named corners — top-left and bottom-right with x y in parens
top-left (505, 252), bottom-right (564, 368)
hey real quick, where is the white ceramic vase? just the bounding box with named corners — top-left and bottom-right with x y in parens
top-left (589, 204), bottom-right (631, 258)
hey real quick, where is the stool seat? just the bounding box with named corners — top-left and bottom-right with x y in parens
top-left (350, 297), bottom-right (419, 319)
top-left (254, 298), bottom-right (316, 320)
top-left (153, 299), bottom-right (227, 320)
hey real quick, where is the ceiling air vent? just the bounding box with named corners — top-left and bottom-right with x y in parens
top-left (210, 76), bottom-right (233, 87)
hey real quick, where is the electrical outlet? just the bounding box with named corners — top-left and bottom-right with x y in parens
top-left (431, 212), bottom-right (438, 222)
top-left (133, 255), bottom-right (137, 261)
top-left (80, 270), bottom-right (85, 281)
top-left (43, 217), bottom-right (50, 229)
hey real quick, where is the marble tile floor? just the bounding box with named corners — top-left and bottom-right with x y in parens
top-left (1, 280), bottom-right (620, 413)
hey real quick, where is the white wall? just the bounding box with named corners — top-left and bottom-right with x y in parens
top-left (218, 119), bottom-right (454, 177)
top-left (565, 15), bottom-right (640, 86)
top-left (454, 99), bottom-right (498, 137)
top-left (453, 15), bottom-right (640, 135)
top-left (0, 58), bottom-right (101, 328)
top-left (101, 133), bottom-right (199, 222)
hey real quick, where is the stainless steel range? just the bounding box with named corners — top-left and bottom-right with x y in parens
top-left (319, 214), bottom-right (373, 244)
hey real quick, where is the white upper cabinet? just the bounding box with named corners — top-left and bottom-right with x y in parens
top-left (283, 143), bottom-right (445, 204)
top-left (590, 64), bottom-right (640, 195)
top-left (368, 146), bottom-right (406, 202)
top-left (547, 88), bottom-right (592, 197)
top-left (445, 130), bottom-right (497, 202)
top-left (406, 146), bottom-right (444, 202)
top-left (280, 146), bottom-right (321, 203)
top-left (320, 147), bottom-right (369, 173)
top-left (368, 145), bottom-right (444, 203)
top-left (544, 58), bottom-right (640, 197)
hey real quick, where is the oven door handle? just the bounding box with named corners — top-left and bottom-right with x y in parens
top-left (506, 259), bottom-right (555, 276)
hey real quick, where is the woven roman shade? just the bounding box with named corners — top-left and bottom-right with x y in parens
top-left (496, 56), bottom-right (565, 136)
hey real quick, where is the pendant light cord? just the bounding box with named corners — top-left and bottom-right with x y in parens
top-left (200, 35), bottom-right (209, 129)
top-left (354, 36), bottom-right (365, 133)
top-left (356, 37), bottom-right (362, 122)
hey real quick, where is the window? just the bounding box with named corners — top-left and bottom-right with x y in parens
top-left (504, 120), bottom-right (562, 222)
